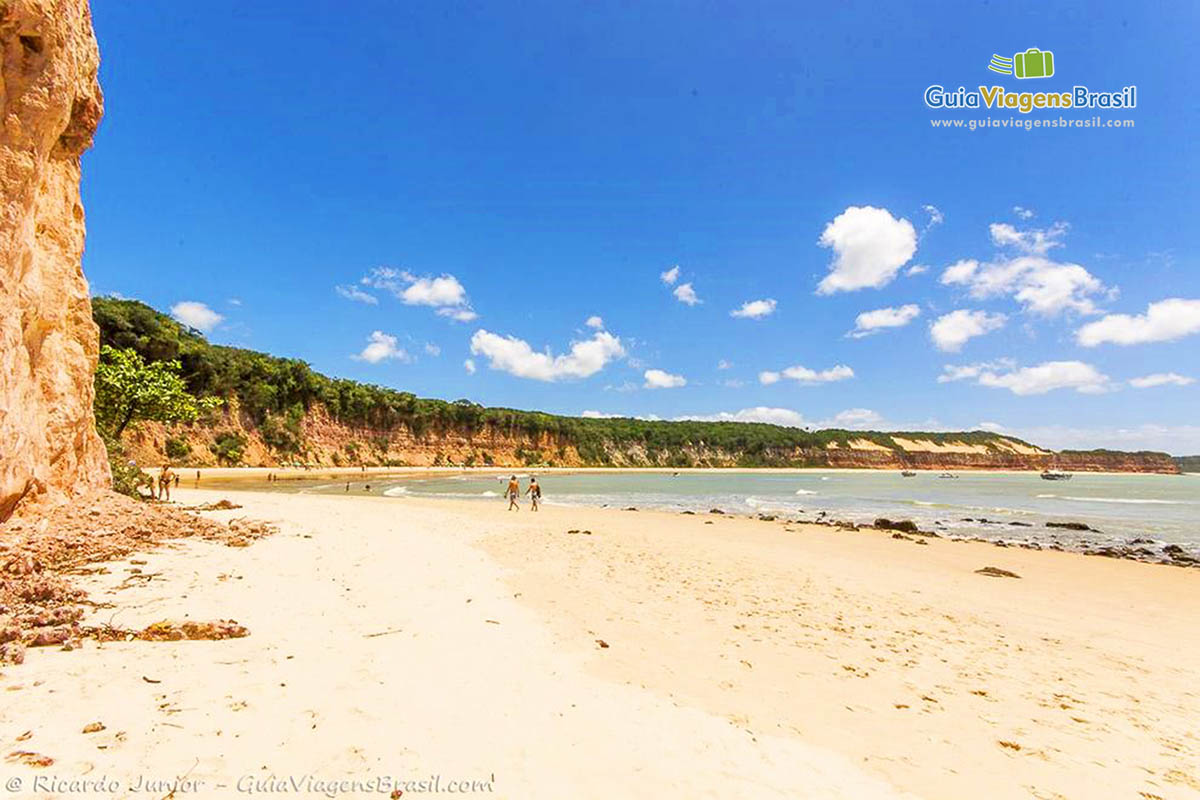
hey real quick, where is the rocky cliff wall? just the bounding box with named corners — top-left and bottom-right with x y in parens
top-left (0, 0), bottom-right (108, 520)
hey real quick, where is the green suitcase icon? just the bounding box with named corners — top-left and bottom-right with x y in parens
top-left (1014, 48), bottom-right (1054, 79)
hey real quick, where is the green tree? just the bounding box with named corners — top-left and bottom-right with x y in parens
top-left (94, 346), bottom-right (220, 438)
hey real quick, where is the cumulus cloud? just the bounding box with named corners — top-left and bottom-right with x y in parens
top-left (463, 359), bottom-right (476, 374)
top-left (929, 309), bottom-right (1007, 352)
top-left (1075, 298), bottom-right (1200, 347)
top-left (469, 329), bottom-right (624, 382)
top-left (363, 268), bottom-right (477, 321)
top-left (936, 358), bottom-right (1016, 384)
top-left (660, 265), bottom-right (680, 285)
top-left (1013, 206), bottom-right (1035, 220)
top-left (354, 331), bottom-right (410, 364)
top-left (940, 224), bottom-right (1108, 316)
top-left (1129, 372), bottom-right (1195, 389)
top-left (940, 360), bottom-right (1111, 395)
top-left (758, 364), bottom-right (854, 385)
top-left (170, 301), bottom-right (224, 333)
top-left (717, 359), bottom-right (732, 370)
top-left (673, 282), bottom-right (701, 306)
top-left (585, 315), bottom-right (605, 329)
top-left (423, 343), bottom-right (441, 357)
top-left (906, 264), bottom-right (929, 276)
top-left (730, 298), bottom-right (777, 319)
top-left (335, 284), bottom-right (378, 305)
top-left (849, 304), bottom-right (921, 338)
top-left (644, 368), bottom-right (687, 389)
top-left (816, 206), bottom-right (917, 294)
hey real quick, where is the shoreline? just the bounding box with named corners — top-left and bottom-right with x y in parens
top-left (2, 489), bottom-right (1195, 799)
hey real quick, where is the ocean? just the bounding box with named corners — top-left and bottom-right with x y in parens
top-left (267, 469), bottom-right (1200, 557)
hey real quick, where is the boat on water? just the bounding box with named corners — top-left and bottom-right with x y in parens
top-left (1040, 470), bottom-right (1073, 481)
top-left (937, 472), bottom-right (958, 479)
top-left (900, 470), bottom-right (917, 477)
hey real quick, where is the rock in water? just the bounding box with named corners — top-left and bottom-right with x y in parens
top-left (0, 0), bottom-right (109, 521)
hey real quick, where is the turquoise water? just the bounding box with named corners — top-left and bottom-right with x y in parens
top-left (288, 470), bottom-right (1200, 555)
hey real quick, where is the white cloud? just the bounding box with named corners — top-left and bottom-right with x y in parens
top-left (463, 359), bottom-right (476, 374)
top-left (720, 378), bottom-right (745, 388)
top-left (969, 421), bottom-right (1200, 456)
top-left (423, 343), bottom-right (441, 357)
top-left (1076, 298), bottom-right (1200, 347)
top-left (849, 304), bottom-right (921, 338)
top-left (759, 364), bottom-right (854, 385)
top-left (717, 359), bottom-right (732, 370)
top-left (363, 268), bottom-right (477, 321)
top-left (355, 331), bottom-right (410, 364)
top-left (585, 315), bottom-right (605, 330)
top-left (335, 284), bottom-right (378, 305)
top-left (170, 301), bottom-right (224, 333)
top-left (906, 264), bottom-right (929, 276)
top-left (644, 368), bottom-right (687, 389)
top-left (469, 329), bottom-right (625, 382)
top-left (729, 298), bottom-right (777, 319)
top-left (1013, 206), bottom-right (1035, 220)
top-left (941, 224), bottom-right (1108, 316)
top-left (929, 309), bottom-right (1007, 352)
top-left (660, 265), bottom-right (681, 285)
top-left (941, 360), bottom-right (1111, 396)
top-left (677, 407), bottom-right (808, 427)
top-left (936, 358), bottom-right (1016, 384)
top-left (437, 307), bottom-right (479, 322)
top-left (989, 221), bottom-right (1068, 255)
top-left (823, 408), bottom-right (885, 429)
top-left (816, 206), bottom-right (917, 294)
top-left (1129, 372), bottom-right (1195, 389)
top-left (673, 282), bottom-right (701, 306)
top-left (921, 204), bottom-right (944, 232)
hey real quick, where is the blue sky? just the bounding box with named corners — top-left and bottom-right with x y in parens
top-left (83, 1), bottom-right (1200, 453)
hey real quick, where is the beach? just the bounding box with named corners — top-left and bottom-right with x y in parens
top-left (2, 488), bottom-right (1198, 799)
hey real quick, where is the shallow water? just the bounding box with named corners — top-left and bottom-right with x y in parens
top-left (243, 470), bottom-right (1200, 556)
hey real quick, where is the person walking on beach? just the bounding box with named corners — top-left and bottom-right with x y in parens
top-left (506, 475), bottom-right (521, 511)
top-left (525, 476), bottom-right (541, 511)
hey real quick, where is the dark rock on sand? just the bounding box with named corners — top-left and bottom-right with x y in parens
top-left (874, 518), bottom-right (919, 533)
top-left (709, 508), bottom-right (725, 515)
top-left (975, 566), bottom-right (1021, 578)
top-left (1008, 522), bottom-right (1033, 527)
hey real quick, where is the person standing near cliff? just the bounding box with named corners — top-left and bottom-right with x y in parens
top-left (506, 476), bottom-right (521, 511)
top-left (158, 465), bottom-right (175, 501)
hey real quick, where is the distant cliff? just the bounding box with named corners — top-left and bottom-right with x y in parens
top-left (94, 298), bottom-right (1181, 475)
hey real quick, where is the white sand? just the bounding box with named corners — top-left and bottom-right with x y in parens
top-left (2, 489), bottom-right (1197, 799)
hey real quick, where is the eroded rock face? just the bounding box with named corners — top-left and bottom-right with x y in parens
top-left (0, 0), bottom-right (108, 521)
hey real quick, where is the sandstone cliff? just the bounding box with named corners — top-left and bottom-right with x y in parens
top-left (0, 0), bottom-right (108, 520)
top-left (121, 410), bottom-right (1181, 475)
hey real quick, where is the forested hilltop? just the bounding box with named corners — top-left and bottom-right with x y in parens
top-left (90, 298), bottom-right (1180, 473)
